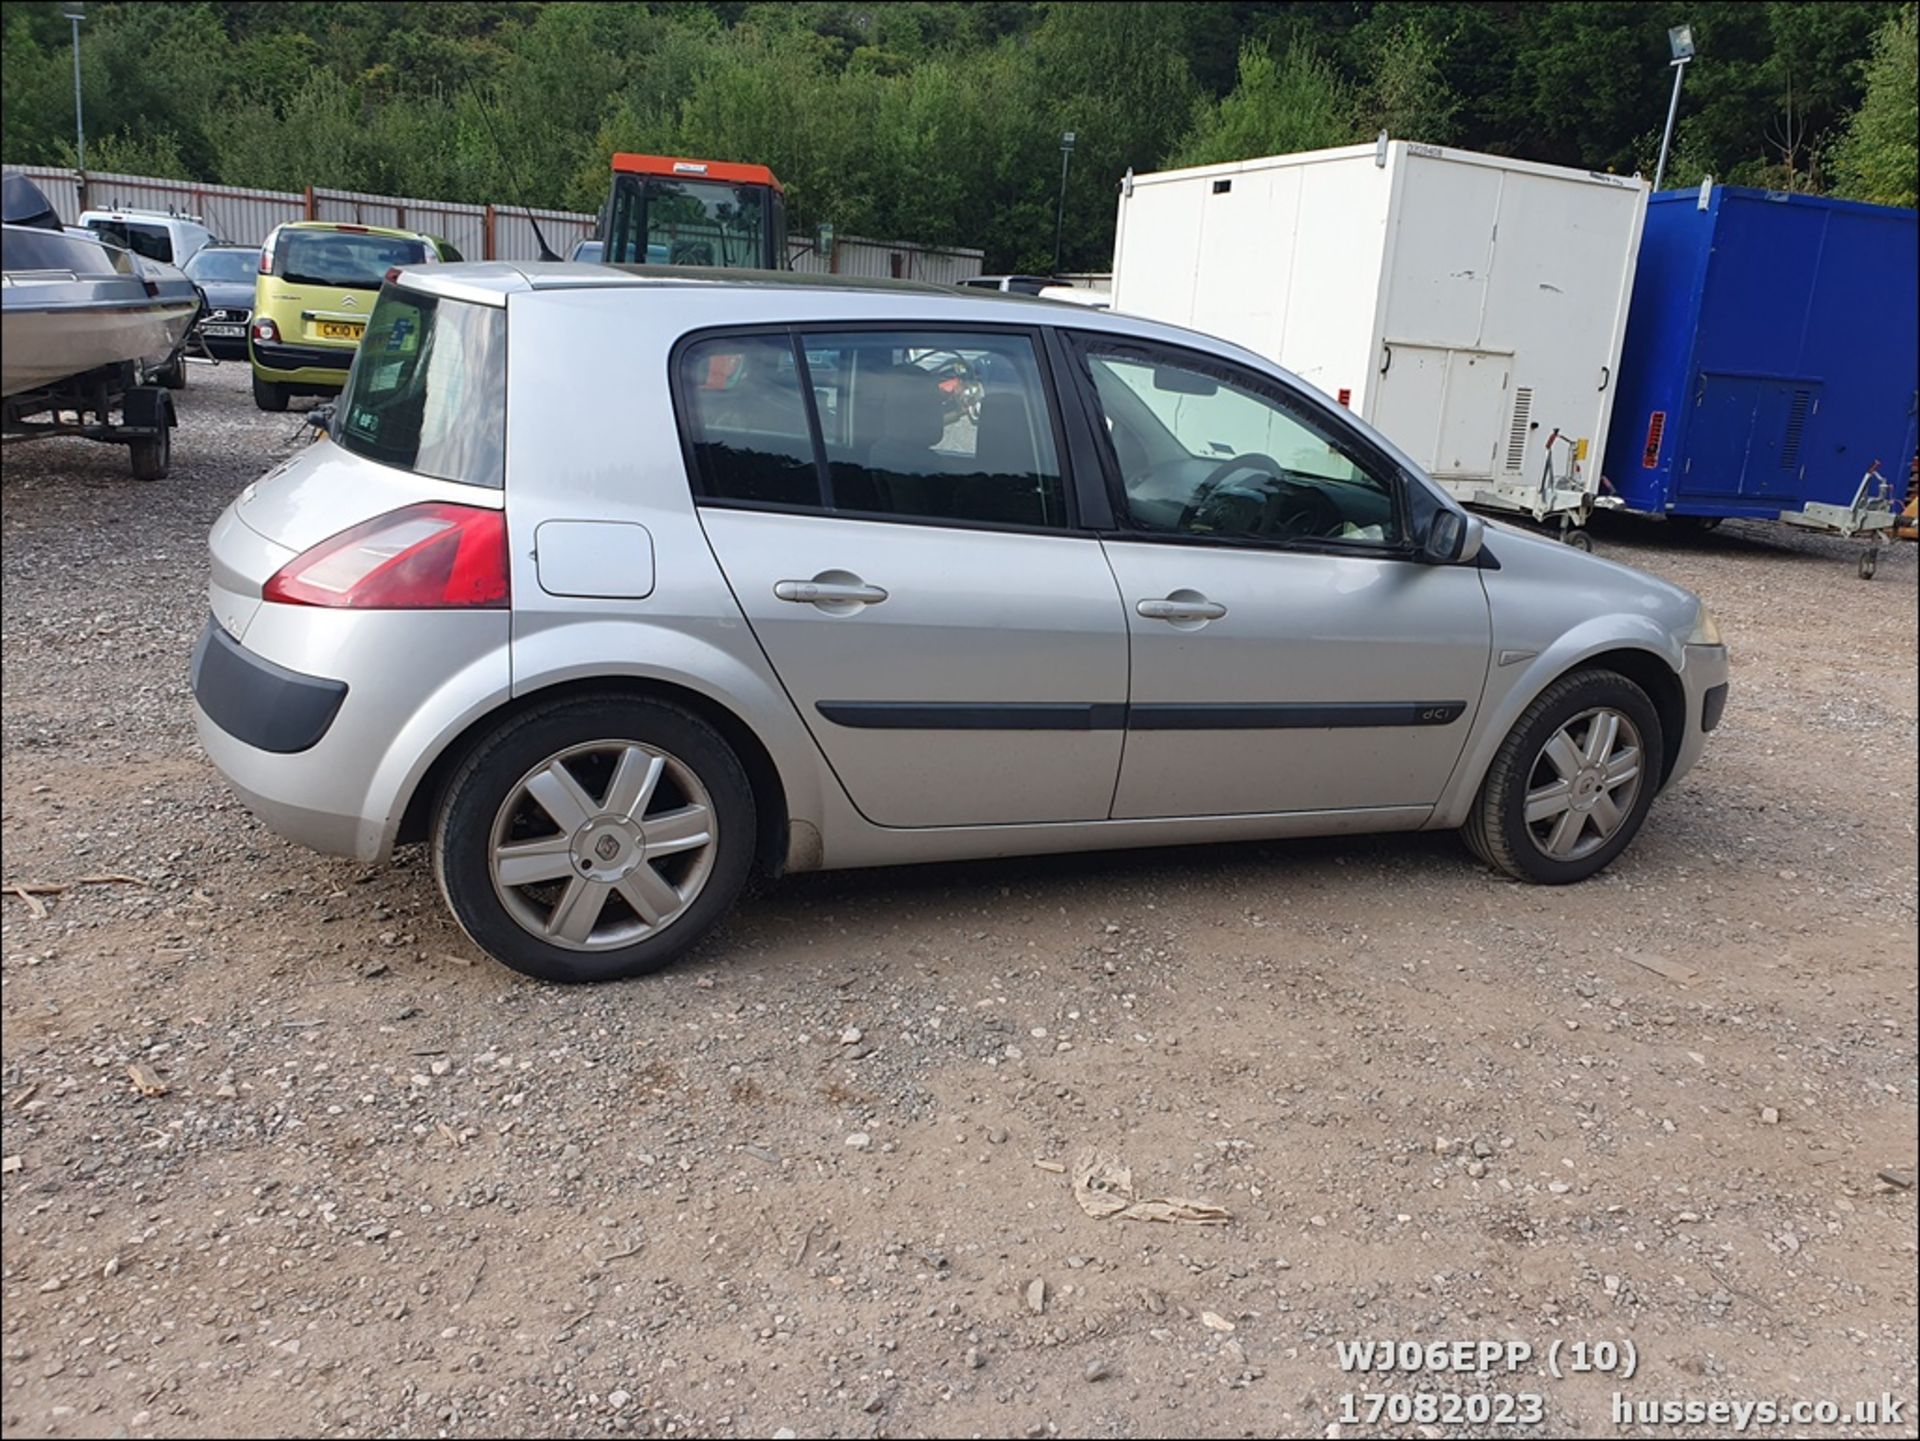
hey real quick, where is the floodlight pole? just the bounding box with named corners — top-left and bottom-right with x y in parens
top-left (67, 6), bottom-right (86, 171)
top-left (1052, 131), bottom-right (1076, 275)
top-left (1653, 58), bottom-right (1691, 191)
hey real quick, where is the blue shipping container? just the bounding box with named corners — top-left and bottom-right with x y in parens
top-left (1602, 185), bottom-right (1918, 521)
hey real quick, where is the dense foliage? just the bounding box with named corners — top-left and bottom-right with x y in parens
top-left (3, 1), bottom-right (1912, 270)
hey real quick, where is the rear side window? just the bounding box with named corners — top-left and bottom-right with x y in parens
top-left (337, 287), bottom-right (505, 488)
top-left (678, 329), bottom-right (1067, 529)
top-left (679, 336), bottom-right (821, 506)
top-left (277, 230), bottom-right (429, 289)
top-left (87, 219), bottom-right (171, 263)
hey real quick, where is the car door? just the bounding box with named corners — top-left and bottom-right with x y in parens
top-left (1066, 337), bottom-right (1493, 820)
top-left (680, 326), bottom-right (1130, 829)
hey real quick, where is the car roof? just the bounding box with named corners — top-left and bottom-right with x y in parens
top-left (277, 219), bottom-right (436, 242)
top-left (394, 261), bottom-right (1275, 358)
top-left (404, 262), bottom-right (972, 300)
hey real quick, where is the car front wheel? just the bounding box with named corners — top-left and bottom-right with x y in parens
top-left (1463, 667), bottom-right (1665, 884)
top-left (433, 695), bottom-right (755, 982)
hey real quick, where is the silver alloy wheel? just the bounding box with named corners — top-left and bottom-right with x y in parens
top-left (488, 740), bottom-right (718, 952)
top-left (1523, 706), bottom-right (1645, 863)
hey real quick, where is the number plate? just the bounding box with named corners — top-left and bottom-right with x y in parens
top-left (201, 324), bottom-right (244, 337)
top-left (317, 321), bottom-right (365, 341)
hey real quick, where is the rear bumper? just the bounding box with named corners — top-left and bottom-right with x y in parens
top-left (190, 603), bottom-right (510, 862)
top-left (250, 339), bottom-right (352, 386)
top-left (1669, 644), bottom-right (1730, 787)
top-left (191, 618), bottom-right (347, 754)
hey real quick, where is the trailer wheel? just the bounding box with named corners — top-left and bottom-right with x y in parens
top-left (1564, 529), bottom-right (1594, 552)
top-left (129, 424), bottom-right (171, 483)
top-left (152, 355), bottom-right (187, 391)
top-left (1858, 548), bottom-right (1878, 581)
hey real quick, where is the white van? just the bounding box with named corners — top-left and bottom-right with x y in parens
top-left (78, 208), bottom-right (216, 267)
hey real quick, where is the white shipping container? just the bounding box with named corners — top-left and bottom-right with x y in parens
top-left (1110, 139), bottom-right (1648, 527)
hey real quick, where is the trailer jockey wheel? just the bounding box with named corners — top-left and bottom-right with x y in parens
top-left (1858, 547), bottom-right (1878, 580)
top-left (1565, 529), bottom-right (1594, 552)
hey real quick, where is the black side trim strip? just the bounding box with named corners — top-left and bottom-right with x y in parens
top-left (1130, 701), bottom-right (1466, 729)
top-left (813, 700), bottom-right (1468, 731)
top-left (1701, 683), bottom-right (1728, 733)
top-left (816, 701), bottom-right (1126, 731)
top-left (191, 618), bottom-right (348, 754)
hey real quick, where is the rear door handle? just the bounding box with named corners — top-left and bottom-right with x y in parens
top-left (774, 578), bottom-right (889, 606)
top-left (1137, 596), bottom-right (1227, 622)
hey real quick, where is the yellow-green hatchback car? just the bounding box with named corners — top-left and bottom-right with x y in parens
top-left (249, 221), bottom-right (461, 411)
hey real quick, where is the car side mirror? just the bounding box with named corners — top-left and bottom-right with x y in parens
top-left (1422, 509), bottom-right (1485, 564)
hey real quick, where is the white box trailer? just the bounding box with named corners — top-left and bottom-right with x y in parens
top-left (1110, 138), bottom-right (1649, 538)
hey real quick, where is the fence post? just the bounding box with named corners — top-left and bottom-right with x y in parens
top-left (75, 167), bottom-right (90, 214)
top-left (484, 204), bottom-right (496, 261)
top-left (304, 185), bottom-right (316, 220)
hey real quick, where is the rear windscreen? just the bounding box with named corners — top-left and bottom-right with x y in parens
top-left (336, 286), bottom-right (505, 488)
top-left (277, 230), bottom-right (429, 289)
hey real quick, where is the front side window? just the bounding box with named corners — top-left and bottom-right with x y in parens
top-left (1083, 349), bottom-right (1401, 547)
top-left (277, 231), bottom-right (430, 290)
top-left (337, 287), bottom-right (505, 487)
top-left (678, 330), bottom-right (1068, 530)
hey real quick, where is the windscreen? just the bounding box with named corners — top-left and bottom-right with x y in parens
top-left (185, 249), bottom-right (259, 283)
top-left (336, 286), bottom-right (506, 488)
top-left (604, 175), bottom-right (766, 267)
top-left (277, 230), bottom-right (429, 289)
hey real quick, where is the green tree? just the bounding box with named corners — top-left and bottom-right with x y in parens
top-left (1169, 41), bottom-right (1353, 168)
top-left (1828, 3), bottom-right (1918, 206)
top-left (1354, 21), bottom-right (1460, 144)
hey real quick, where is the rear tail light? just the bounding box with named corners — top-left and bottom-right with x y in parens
top-left (258, 249), bottom-right (271, 274)
top-left (263, 503), bottom-right (510, 610)
top-left (252, 317), bottom-right (279, 343)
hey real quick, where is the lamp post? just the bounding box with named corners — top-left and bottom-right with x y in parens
top-left (1052, 130), bottom-right (1075, 275)
top-left (63, 2), bottom-right (86, 171)
top-left (1652, 23), bottom-right (1695, 192)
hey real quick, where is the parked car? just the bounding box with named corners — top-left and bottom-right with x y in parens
top-left (78, 208), bottom-right (215, 267)
top-left (248, 221), bottom-right (461, 411)
top-left (959, 274), bottom-right (1053, 295)
top-left (193, 267), bottom-right (1729, 983)
top-left (182, 244), bottom-right (261, 359)
top-left (568, 238), bottom-right (604, 263)
top-left (1037, 283), bottom-right (1110, 309)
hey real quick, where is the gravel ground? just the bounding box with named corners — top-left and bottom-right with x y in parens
top-left (2, 360), bottom-right (1915, 1440)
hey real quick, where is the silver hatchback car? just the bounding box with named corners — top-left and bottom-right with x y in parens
top-left (192, 265), bottom-right (1729, 982)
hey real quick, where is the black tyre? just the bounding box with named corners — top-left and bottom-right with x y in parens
top-left (251, 373), bottom-right (289, 412)
top-left (129, 424), bottom-right (170, 482)
top-left (1668, 514), bottom-right (1723, 535)
top-left (152, 355), bottom-right (187, 390)
top-left (1462, 668), bottom-right (1665, 884)
top-left (433, 695), bottom-right (755, 983)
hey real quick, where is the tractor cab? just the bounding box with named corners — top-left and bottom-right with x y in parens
top-left (597, 154), bottom-right (788, 270)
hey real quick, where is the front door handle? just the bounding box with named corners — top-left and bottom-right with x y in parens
top-left (774, 576), bottom-right (889, 608)
top-left (1137, 594), bottom-right (1227, 623)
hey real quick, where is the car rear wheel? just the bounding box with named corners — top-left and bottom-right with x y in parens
top-left (433, 695), bottom-right (755, 982)
top-left (1463, 668), bottom-right (1664, 884)
top-left (251, 374), bottom-right (288, 412)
